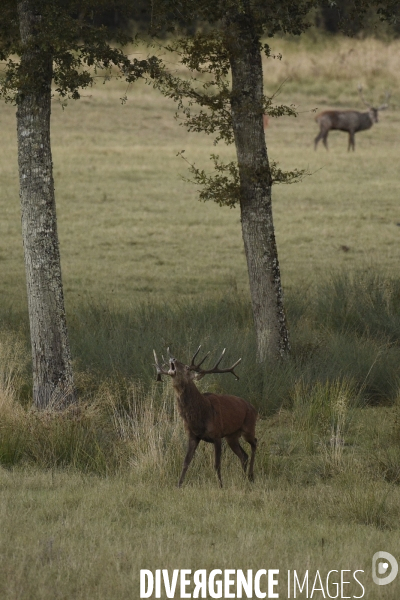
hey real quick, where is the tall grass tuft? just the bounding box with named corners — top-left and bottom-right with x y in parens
top-left (109, 381), bottom-right (186, 483)
top-left (290, 378), bottom-right (356, 461)
top-left (335, 477), bottom-right (398, 529)
top-left (0, 331), bottom-right (30, 465)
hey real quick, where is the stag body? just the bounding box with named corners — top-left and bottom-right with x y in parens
top-left (314, 109), bottom-right (377, 151)
top-left (154, 347), bottom-right (257, 487)
top-left (314, 87), bottom-right (389, 151)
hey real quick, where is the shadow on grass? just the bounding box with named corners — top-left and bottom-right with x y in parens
top-left (1, 271), bottom-right (400, 413)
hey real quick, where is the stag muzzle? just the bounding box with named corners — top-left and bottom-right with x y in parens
top-left (168, 358), bottom-right (177, 376)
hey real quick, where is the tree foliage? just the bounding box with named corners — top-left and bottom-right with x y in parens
top-left (179, 152), bottom-right (307, 209)
top-left (0, 0), bottom-right (160, 103)
top-left (148, 1), bottom-right (317, 209)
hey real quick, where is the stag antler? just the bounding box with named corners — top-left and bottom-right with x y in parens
top-left (153, 349), bottom-right (170, 381)
top-left (190, 346), bottom-right (242, 380)
top-left (377, 91), bottom-right (391, 110)
top-left (358, 85), bottom-right (371, 108)
top-left (190, 345), bottom-right (210, 368)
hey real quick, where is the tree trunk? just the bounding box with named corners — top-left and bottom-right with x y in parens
top-left (225, 9), bottom-right (290, 362)
top-left (17, 0), bottom-right (76, 408)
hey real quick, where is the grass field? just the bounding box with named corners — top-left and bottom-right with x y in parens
top-left (1, 36), bottom-right (400, 307)
top-left (1, 34), bottom-right (400, 599)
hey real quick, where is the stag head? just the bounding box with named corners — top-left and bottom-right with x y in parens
top-left (153, 346), bottom-right (242, 385)
top-left (358, 85), bottom-right (390, 122)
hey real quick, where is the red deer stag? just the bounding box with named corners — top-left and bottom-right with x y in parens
top-left (153, 346), bottom-right (257, 488)
top-left (314, 87), bottom-right (390, 151)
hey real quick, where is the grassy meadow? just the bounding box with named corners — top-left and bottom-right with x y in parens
top-left (0, 34), bottom-right (400, 598)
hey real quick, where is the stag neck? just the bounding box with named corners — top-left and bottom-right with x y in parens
top-left (362, 110), bottom-right (376, 128)
top-left (172, 378), bottom-right (210, 411)
top-left (172, 378), bottom-right (212, 433)
top-left (171, 377), bottom-right (204, 400)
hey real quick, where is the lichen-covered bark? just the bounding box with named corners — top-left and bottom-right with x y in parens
top-left (17, 0), bottom-right (75, 408)
top-left (225, 8), bottom-right (290, 361)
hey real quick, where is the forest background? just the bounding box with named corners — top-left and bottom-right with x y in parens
top-left (1, 4), bottom-right (400, 598)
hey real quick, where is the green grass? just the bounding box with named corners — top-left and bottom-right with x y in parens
top-left (1, 34), bottom-right (400, 599)
top-left (1, 37), bottom-right (400, 308)
top-left (1, 391), bottom-right (400, 598)
top-left (1, 469), bottom-right (399, 600)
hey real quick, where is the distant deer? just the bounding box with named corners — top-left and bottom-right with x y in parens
top-left (314, 87), bottom-right (390, 151)
top-left (153, 346), bottom-right (257, 488)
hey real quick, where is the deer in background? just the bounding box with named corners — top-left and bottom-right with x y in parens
top-left (153, 346), bottom-right (257, 488)
top-left (314, 86), bottom-right (390, 151)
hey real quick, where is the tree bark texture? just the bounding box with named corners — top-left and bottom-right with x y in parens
top-left (225, 9), bottom-right (290, 362)
top-left (17, 0), bottom-right (76, 408)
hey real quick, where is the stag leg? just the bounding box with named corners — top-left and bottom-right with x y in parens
top-left (214, 438), bottom-right (223, 488)
top-left (243, 434), bottom-right (258, 483)
top-left (178, 434), bottom-right (200, 488)
top-left (226, 433), bottom-right (248, 475)
top-left (348, 131), bottom-right (355, 151)
top-left (315, 130), bottom-right (329, 150)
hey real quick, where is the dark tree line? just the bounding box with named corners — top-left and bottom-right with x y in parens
top-left (316, 0), bottom-right (400, 36)
top-left (93, 1), bottom-right (400, 37)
